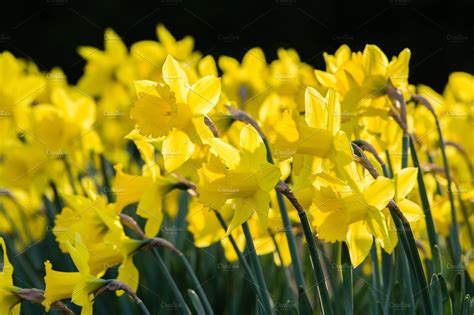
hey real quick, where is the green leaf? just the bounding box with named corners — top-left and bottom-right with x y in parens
top-left (188, 289), bottom-right (206, 315)
top-left (430, 274), bottom-right (442, 315)
top-left (438, 274), bottom-right (452, 315)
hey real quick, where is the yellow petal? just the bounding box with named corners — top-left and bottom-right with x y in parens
top-left (256, 164), bottom-right (281, 192)
top-left (273, 233), bottom-right (291, 267)
top-left (187, 76), bottom-right (221, 116)
top-left (249, 191), bottom-right (271, 233)
top-left (198, 55), bottom-right (218, 77)
top-left (304, 86), bottom-right (327, 129)
top-left (156, 24), bottom-right (176, 49)
top-left (362, 45), bottom-right (388, 76)
top-left (0, 237), bottom-right (14, 287)
top-left (104, 28), bottom-right (127, 59)
top-left (71, 283), bottom-right (95, 315)
top-left (366, 208), bottom-right (395, 253)
top-left (326, 89), bottom-right (340, 135)
top-left (162, 128), bottom-right (195, 172)
top-left (112, 164), bottom-right (153, 212)
top-left (43, 261), bottom-right (82, 310)
top-left (162, 55), bottom-right (188, 102)
top-left (66, 234), bottom-right (90, 275)
top-left (398, 198), bottom-right (424, 223)
top-left (208, 138), bottom-right (241, 169)
top-left (134, 80), bottom-right (158, 97)
top-left (363, 177), bottom-right (395, 210)
top-left (346, 221), bottom-right (373, 267)
top-left (312, 206), bottom-right (348, 243)
top-left (395, 167), bottom-right (418, 199)
top-left (226, 200), bottom-right (253, 234)
top-left (240, 124), bottom-right (267, 165)
top-left (137, 185), bottom-right (163, 238)
top-left (117, 257), bottom-right (139, 296)
top-left (314, 70), bottom-right (337, 88)
top-left (387, 48), bottom-right (411, 87)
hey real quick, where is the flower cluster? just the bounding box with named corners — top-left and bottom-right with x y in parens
top-left (0, 25), bottom-right (472, 314)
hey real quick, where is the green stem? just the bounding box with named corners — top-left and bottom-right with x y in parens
top-left (178, 253), bottom-right (214, 315)
top-left (264, 135), bottom-right (311, 306)
top-left (390, 206), bottom-right (434, 314)
top-left (136, 300), bottom-right (151, 315)
top-left (412, 94), bottom-right (462, 266)
top-left (409, 136), bottom-right (440, 259)
top-left (402, 133), bottom-right (410, 169)
top-left (340, 242), bottom-right (353, 315)
top-left (242, 222), bottom-right (273, 314)
top-left (277, 182), bottom-right (333, 315)
top-left (275, 191), bottom-right (309, 301)
top-left (212, 210), bottom-right (262, 303)
top-left (370, 243), bottom-right (383, 309)
top-left (150, 248), bottom-right (191, 315)
top-left (434, 118), bottom-right (462, 266)
top-left (299, 208), bottom-right (332, 314)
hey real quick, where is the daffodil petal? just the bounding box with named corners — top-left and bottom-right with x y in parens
top-left (187, 76), bottom-right (221, 116)
top-left (66, 234), bottom-right (90, 275)
top-left (314, 70), bottom-right (336, 88)
top-left (346, 221), bottom-right (373, 267)
top-left (362, 44), bottom-right (388, 76)
top-left (117, 257), bottom-right (139, 296)
top-left (162, 55), bottom-right (188, 102)
top-left (256, 164), bottom-right (281, 192)
top-left (395, 167), bottom-right (418, 199)
top-left (367, 207), bottom-right (395, 253)
top-left (363, 177), bottom-right (395, 210)
top-left (305, 86), bottom-right (327, 129)
top-left (162, 128), bottom-right (194, 173)
top-left (137, 185), bottom-right (163, 238)
top-left (198, 55), bottom-right (218, 76)
top-left (398, 198), bottom-right (424, 223)
top-left (226, 201), bottom-right (253, 234)
top-left (208, 138), bottom-right (241, 169)
top-left (240, 124), bottom-right (267, 165)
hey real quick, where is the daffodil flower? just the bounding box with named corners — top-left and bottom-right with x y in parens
top-left (311, 167), bottom-right (397, 267)
top-left (77, 28), bottom-right (131, 96)
top-left (0, 237), bottom-right (21, 315)
top-left (198, 124), bottom-right (281, 233)
top-left (289, 86), bottom-right (354, 189)
top-left (112, 132), bottom-right (179, 237)
top-left (218, 48), bottom-right (269, 116)
top-left (53, 190), bottom-right (145, 294)
top-left (130, 55), bottom-right (221, 172)
top-left (43, 235), bottom-right (109, 314)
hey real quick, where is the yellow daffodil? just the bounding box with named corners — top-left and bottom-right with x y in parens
top-left (43, 235), bottom-right (109, 314)
top-left (0, 237), bottom-right (21, 315)
top-left (311, 165), bottom-right (397, 266)
top-left (112, 132), bottom-right (178, 237)
top-left (130, 55), bottom-right (221, 172)
top-left (77, 28), bottom-right (132, 96)
top-left (197, 124), bottom-right (281, 233)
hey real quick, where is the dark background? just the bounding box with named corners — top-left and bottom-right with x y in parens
top-left (0, 0), bottom-right (472, 92)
